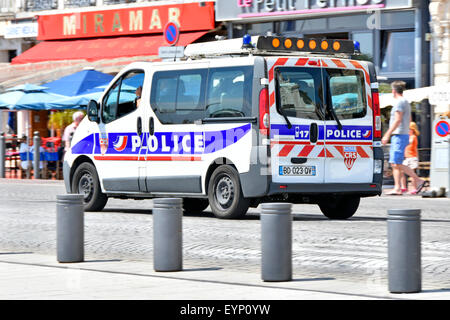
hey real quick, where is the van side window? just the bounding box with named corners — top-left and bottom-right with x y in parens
top-left (275, 67), bottom-right (324, 120)
top-left (326, 68), bottom-right (367, 120)
top-left (102, 70), bottom-right (144, 124)
top-left (151, 69), bottom-right (206, 124)
top-left (206, 67), bottom-right (253, 118)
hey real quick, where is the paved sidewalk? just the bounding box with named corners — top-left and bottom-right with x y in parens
top-left (1, 252), bottom-right (449, 300)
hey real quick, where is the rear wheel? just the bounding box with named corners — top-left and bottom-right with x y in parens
top-left (71, 162), bottom-right (108, 212)
top-left (208, 165), bottom-right (250, 219)
top-left (182, 198), bottom-right (209, 214)
top-left (318, 195), bottom-right (360, 220)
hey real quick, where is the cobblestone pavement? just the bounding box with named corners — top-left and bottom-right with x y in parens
top-left (0, 179), bottom-right (449, 292)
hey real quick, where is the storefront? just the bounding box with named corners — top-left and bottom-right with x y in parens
top-left (2, 1), bottom-right (216, 139)
top-left (216, 0), bottom-right (429, 88)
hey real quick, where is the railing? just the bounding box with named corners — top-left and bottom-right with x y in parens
top-left (0, 0), bottom-right (15, 14)
top-left (64, 0), bottom-right (96, 8)
top-left (25, 0), bottom-right (58, 11)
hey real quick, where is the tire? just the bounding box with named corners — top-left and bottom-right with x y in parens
top-left (208, 165), bottom-right (250, 219)
top-left (318, 195), bottom-right (360, 220)
top-left (182, 198), bottom-right (209, 214)
top-left (71, 162), bottom-right (108, 212)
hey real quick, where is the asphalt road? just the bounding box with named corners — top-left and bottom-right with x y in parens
top-left (0, 179), bottom-right (449, 291)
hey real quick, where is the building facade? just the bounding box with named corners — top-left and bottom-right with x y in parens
top-left (429, 0), bottom-right (450, 116)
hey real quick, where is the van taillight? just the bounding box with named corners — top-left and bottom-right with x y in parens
top-left (259, 88), bottom-right (270, 136)
top-left (372, 90), bottom-right (381, 138)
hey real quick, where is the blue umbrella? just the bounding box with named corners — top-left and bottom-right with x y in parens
top-left (45, 91), bottom-right (103, 110)
top-left (0, 84), bottom-right (66, 110)
top-left (43, 69), bottom-right (114, 96)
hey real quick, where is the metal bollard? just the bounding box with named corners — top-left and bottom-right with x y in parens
top-left (261, 203), bottom-right (292, 282)
top-left (57, 194), bottom-right (84, 263)
top-left (33, 131), bottom-right (41, 179)
top-left (0, 132), bottom-right (5, 178)
top-left (387, 209), bottom-right (421, 293)
top-left (153, 198), bottom-right (183, 272)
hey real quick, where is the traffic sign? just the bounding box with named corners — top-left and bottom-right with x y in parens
top-left (435, 120), bottom-right (450, 138)
top-left (164, 22), bottom-right (180, 46)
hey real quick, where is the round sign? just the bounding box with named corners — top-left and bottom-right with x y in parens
top-left (435, 120), bottom-right (450, 137)
top-left (164, 22), bottom-right (180, 46)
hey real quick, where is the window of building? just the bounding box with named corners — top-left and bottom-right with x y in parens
top-left (352, 32), bottom-right (374, 61)
top-left (380, 31), bottom-right (415, 73)
top-left (102, 70), bottom-right (144, 124)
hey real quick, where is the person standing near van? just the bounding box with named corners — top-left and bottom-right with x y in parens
top-left (400, 122), bottom-right (423, 194)
top-left (63, 111), bottom-right (84, 152)
top-left (381, 81), bottom-right (425, 195)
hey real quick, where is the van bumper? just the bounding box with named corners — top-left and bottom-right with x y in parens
top-left (63, 160), bottom-right (72, 193)
top-left (268, 182), bottom-right (382, 197)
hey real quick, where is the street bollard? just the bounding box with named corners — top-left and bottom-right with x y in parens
top-left (260, 203), bottom-right (292, 282)
top-left (33, 131), bottom-right (40, 179)
top-left (0, 132), bottom-right (5, 178)
top-left (153, 198), bottom-right (183, 272)
top-left (387, 209), bottom-right (421, 293)
top-left (57, 194), bottom-right (84, 263)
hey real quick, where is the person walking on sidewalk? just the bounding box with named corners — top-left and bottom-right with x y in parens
top-left (400, 122), bottom-right (424, 194)
top-left (381, 81), bottom-right (425, 195)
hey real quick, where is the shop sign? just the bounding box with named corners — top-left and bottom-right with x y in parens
top-left (4, 23), bottom-right (38, 39)
top-left (37, 2), bottom-right (215, 40)
top-left (216, 0), bottom-right (413, 21)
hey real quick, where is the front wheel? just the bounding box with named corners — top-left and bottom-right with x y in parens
top-left (71, 162), bottom-right (108, 212)
top-left (318, 195), bottom-right (360, 220)
top-left (208, 165), bottom-right (250, 219)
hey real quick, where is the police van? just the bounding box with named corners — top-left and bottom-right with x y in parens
top-left (63, 35), bottom-right (383, 219)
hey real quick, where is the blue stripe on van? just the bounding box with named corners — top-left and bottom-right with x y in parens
top-left (72, 123), bottom-right (251, 155)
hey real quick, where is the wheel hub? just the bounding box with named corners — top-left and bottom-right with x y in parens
top-left (216, 176), bottom-right (234, 206)
top-left (78, 172), bottom-right (94, 201)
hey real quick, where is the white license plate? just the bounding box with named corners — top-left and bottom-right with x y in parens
top-left (279, 165), bottom-right (316, 176)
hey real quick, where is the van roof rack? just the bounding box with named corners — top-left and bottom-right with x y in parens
top-left (184, 35), bottom-right (360, 59)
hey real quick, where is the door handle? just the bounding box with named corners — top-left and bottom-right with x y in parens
top-left (149, 117), bottom-right (154, 136)
top-left (137, 117), bottom-right (142, 136)
top-left (310, 123), bottom-right (318, 143)
top-left (291, 157), bottom-right (307, 164)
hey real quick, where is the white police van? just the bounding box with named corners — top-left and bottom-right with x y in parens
top-left (63, 35), bottom-right (383, 219)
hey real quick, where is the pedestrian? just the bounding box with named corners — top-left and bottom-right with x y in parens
top-left (63, 111), bottom-right (85, 152)
top-left (400, 122), bottom-right (423, 194)
top-left (381, 81), bottom-right (425, 195)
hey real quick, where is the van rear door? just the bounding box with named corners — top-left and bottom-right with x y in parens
top-left (268, 57), bottom-right (326, 184)
top-left (321, 59), bottom-right (374, 183)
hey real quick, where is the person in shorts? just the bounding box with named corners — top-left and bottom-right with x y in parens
top-left (400, 122), bottom-right (423, 193)
top-left (382, 81), bottom-right (425, 195)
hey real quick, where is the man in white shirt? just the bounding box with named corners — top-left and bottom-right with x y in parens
top-left (63, 111), bottom-right (84, 152)
top-left (382, 81), bottom-right (425, 195)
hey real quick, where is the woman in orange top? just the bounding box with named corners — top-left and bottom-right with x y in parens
top-left (400, 122), bottom-right (422, 194)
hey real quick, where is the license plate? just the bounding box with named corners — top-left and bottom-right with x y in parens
top-left (279, 165), bottom-right (316, 176)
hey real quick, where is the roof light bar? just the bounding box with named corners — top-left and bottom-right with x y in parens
top-left (256, 36), bottom-right (357, 54)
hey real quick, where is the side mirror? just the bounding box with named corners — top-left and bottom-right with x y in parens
top-left (87, 100), bottom-right (100, 123)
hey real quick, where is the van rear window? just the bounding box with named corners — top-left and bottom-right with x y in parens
top-left (326, 68), bottom-right (367, 120)
top-left (275, 66), bottom-right (367, 121)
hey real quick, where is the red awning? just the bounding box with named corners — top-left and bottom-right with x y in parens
top-left (12, 31), bottom-right (207, 64)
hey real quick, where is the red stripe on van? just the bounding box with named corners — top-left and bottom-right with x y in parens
top-left (295, 58), bottom-right (308, 66)
top-left (331, 59), bottom-right (346, 68)
top-left (298, 145), bottom-right (315, 157)
top-left (278, 144), bottom-right (295, 157)
top-left (356, 146), bottom-right (370, 158)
